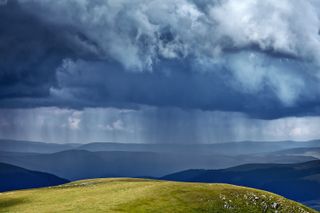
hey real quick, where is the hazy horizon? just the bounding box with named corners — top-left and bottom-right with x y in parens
top-left (1, 137), bottom-right (320, 145)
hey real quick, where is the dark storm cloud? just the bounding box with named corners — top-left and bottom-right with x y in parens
top-left (0, 0), bottom-right (99, 100)
top-left (1, 0), bottom-right (320, 119)
top-left (0, 1), bottom-right (62, 99)
top-left (46, 56), bottom-right (320, 119)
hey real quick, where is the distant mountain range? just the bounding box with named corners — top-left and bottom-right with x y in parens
top-left (0, 149), bottom-right (316, 181)
top-left (0, 139), bottom-right (79, 154)
top-left (77, 140), bottom-right (320, 155)
top-left (0, 162), bottom-right (69, 192)
top-left (0, 139), bottom-right (319, 155)
top-left (273, 147), bottom-right (320, 159)
top-left (0, 139), bottom-right (318, 180)
top-left (162, 160), bottom-right (320, 206)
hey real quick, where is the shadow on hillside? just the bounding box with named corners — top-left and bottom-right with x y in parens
top-left (0, 197), bottom-right (27, 209)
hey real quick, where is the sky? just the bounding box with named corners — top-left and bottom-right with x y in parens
top-left (1, 0), bottom-right (320, 143)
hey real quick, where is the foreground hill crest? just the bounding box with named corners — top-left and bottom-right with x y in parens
top-left (0, 178), bottom-right (317, 213)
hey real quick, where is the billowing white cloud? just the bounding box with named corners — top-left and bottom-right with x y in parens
top-left (226, 51), bottom-right (307, 106)
top-left (14, 0), bottom-right (320, 109)
top-left (211, 0), bottom-right (320, 58)
top-left (18, 0), bottom-right (320, 67)
top-left (2, 0), bottom-right (320, 124)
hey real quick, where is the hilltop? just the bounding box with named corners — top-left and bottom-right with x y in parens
top-left (0, 178), bottom-right (317, 213)
top-left (162, 160), bottom-right (320, 205)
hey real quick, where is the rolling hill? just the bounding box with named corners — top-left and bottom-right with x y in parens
top-left (0, 163), bottom-right (69, 192)
top-left (0, 149), bottom-right (316, 180)
top-left (162, 160), bottom-right (320, 207)
top-left (0, 178), bottom-right (317, 213)
top-left (1, 139), bottom-right (319, 155)
top-left (273, 147), bottom-right (320, 159)
top-left (78, 140), bottom-right (320, 155)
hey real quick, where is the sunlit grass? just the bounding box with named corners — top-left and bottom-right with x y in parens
top-left (0, 178), bottom-right (317, 213)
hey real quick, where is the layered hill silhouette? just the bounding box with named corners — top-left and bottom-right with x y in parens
top-left (0, 162), bottom-right (69, 192)
top-left (1, 139), bottom-right (319, 155)
top-left (0, 139), bottom-right (79, 153)
top-left (0, 139), bottom-right (318, 181)
top-left (77, 140), bottom-right (320, 155)
top-left (162, 160), bottom-right (320, 204)
top-left (0, 149), bottom-right (316, 180)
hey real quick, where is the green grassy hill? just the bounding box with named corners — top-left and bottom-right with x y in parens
top-left (0, 178), bottom-right (317, 213)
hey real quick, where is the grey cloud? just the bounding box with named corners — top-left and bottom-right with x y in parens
top-left (18, 0), bottom-right (320, 67)
top-left (1, 0), bottom-right (320, 119)
top-left (0, 1), bottom-right (72, 99)
top-left (47, 54), bottom-right (320, 119)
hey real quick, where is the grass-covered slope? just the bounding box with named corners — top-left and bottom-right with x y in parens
top-left (0, 178), bottom-right (317, 213)
top-left (162, 160), bottom-right (320, 202)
